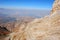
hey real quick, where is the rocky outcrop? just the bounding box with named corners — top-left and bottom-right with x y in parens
top-left (10, 0), bottom-right (60, 40)
top-left (51, 0), bottom-right (60, 14)
top-left (0, 26), bottom-right (11, 40)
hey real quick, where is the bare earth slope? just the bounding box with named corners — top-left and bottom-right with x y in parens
top-left (0, 14), bottom-right (34, 40)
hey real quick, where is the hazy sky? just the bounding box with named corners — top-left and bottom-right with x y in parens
top-left (0, 0), bottom-right (54, 10)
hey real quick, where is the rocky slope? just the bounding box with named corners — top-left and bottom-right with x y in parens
top-left (10, 0), bottom-right (60, 40)
top-left (0, 15), bottom-right (34, 40)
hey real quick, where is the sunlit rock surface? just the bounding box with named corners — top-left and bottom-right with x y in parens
top-left (51, 0), bottom-right (60, 14)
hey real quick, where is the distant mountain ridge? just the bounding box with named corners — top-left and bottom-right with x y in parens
top-left (0, 8), bottom-right (50, 18)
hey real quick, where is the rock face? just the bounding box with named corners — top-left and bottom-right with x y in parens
top-left (51, 0), bottom-right (60, 14)
top-left (0, 26), bottom-right (11, 40)
top-left (10, 0), bottom-right (60, 40)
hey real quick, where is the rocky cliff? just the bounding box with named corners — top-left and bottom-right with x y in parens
top-left (10, 0), bottom-right (60, 40)
top-left (51, 0), bottom-right (60, 14)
